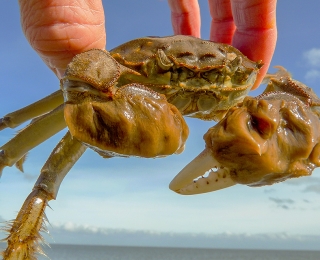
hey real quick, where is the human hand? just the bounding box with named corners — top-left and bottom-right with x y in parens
top-left (167, 0), bottom-right (277, 90)
top-left (18, 0), bottom-right (106, 79)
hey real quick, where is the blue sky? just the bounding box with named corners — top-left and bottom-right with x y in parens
top-left (1, 0), bottom-right (320, 250)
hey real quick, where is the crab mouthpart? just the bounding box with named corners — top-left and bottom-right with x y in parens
top-left (169, 149), bottom-right (236, 195)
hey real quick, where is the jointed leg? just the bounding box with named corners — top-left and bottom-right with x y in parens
top-left (0, 104), bottom-right (66, 175)
top-left (1, 131), bottom-right (87, 260)
top-left (0, 90), bottom-right (64, 130)
top-left (0, 90), bottom-right (63, 130)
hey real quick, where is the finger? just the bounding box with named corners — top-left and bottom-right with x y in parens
top-left (231, 0), bottom-right (277, 89)
top-left (208, 0), bottom-right (236, 44)
top-left (18, 0), bottom-right (106, 78)
top-left (167, 0), bottom-right (201, 37)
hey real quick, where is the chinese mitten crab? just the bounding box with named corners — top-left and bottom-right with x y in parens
top-left (170, 67), bottom-right (320, 195)
top-left (0, 35), bottom-right (261, 259)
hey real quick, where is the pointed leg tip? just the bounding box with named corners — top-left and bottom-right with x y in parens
top-left (0, 165), bottom-right (4, 178)
top-left (2, 190), bottom-right (49, 259)
top-left (0, 118), bottom-right (8, 131)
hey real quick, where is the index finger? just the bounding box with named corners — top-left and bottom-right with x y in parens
top-left (19, 0), bottom-right (106, 78)
top-left (230, 0), bottom-right (277, 89)
top-left (167, 0), bottom-right (201, 37)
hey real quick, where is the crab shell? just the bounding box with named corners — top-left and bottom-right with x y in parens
top-left (109, 35), bottom-right (262, 120)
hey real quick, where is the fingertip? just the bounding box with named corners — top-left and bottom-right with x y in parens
top-left (251, 73), bottom-right (264, 90)
top-left (168, 0), bottom-right (201, 37)
top-left (233, 28), bottom-right (277, 91)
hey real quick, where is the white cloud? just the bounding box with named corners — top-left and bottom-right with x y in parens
top-left (305, 69), bottom-right (320, 82)
top-left (304, 48), bottom-right (320, 67)
top-left (42, 223), bottom-right (320, 250)
top-left (2, 220), bottom-right (320, 251)
top-left (303, 48), bottom-right (320, 82)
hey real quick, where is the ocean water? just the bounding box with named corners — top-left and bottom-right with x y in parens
top-left (1, 244), bottom-right (320, 260)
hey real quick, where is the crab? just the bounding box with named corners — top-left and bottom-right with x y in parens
top-left (170, 66), bottom-right (320, 195)
top-left (0, 35), bottom-right (261, 259)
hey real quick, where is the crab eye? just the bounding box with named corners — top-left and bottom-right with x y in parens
top-left (201, 71), bottom-right (213, 78)
top-left (187, 70), bottom-right (195, 77)
top-left (202, 71), bottom-right (209, 77)
top-left (201, 70), bottom-right (219, 82)
top-left (177, 68), bottom-right (195, 81)
top-left (233, 68), bottom-right (249, 84)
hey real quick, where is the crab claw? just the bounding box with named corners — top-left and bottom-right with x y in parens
top-left (169, 149), bottom-right (236, 195)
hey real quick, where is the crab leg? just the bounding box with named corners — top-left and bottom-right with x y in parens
top-left (0, 104), bottom-right (66, 175)
top-left (1, 131), bottom-right (87, 260)
top-left (0, 90), bottom-right (63, 130)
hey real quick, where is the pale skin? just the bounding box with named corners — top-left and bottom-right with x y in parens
top-left (19, 0), bottom-right (277, 89)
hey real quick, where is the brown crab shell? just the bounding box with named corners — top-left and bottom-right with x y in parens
top-left (110, 35), bottom-right (262, 120)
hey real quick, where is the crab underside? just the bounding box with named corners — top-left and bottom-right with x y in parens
top-left (0, 35), bottom-right (319, 259)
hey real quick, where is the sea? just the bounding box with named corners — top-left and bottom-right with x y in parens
top-left (1, 244), bottom-right (320, 260)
